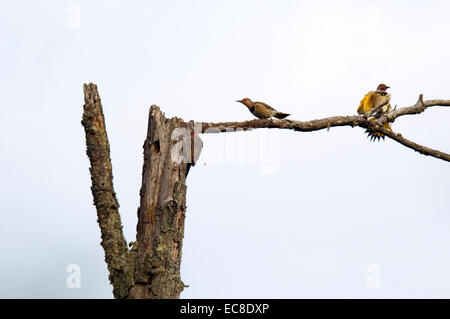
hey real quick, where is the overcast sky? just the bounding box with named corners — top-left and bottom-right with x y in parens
top-left (1, 0), bottom-right (449, 298)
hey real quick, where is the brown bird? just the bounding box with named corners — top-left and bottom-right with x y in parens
top-left (236, 98), bottom-right (290, 119)
top-left (357, 83), bottom-right (393, 141)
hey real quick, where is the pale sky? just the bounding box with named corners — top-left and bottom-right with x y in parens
top-left (1, 0), bottom-right (449, 298)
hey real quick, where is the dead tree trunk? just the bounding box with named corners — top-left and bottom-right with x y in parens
top-left (128, 106), bottom-right (201, 298)
top-left (81, 84), bottom-right (133, 298)
top-left (82, 84), bottom-right (202, 298)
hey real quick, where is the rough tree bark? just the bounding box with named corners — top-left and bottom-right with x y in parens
top-left (128, 105), bottom-right (201, 298)
top-left (81, 83), bottom-right (449, 299)
top-left (81, 84), bottom-right (133, 298)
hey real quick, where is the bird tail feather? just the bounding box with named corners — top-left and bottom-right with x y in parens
top-left (365, 122), bottom-right (392, 142)
top-left (274, 112), bottom-right (290, 119)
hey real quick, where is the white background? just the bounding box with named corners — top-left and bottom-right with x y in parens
top-left (1, 0), bottom-right (449, 298)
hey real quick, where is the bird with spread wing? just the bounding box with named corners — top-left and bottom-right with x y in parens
top-left (357, 83), bottom-right (393, 141)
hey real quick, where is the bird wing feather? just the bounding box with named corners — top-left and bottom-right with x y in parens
top-left (255, 101), bottom-right (276, 111)
top-left (357, 91), bottom-right (376, 115)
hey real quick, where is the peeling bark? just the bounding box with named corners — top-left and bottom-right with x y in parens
top-left (128, 106), bottom-right (201, 298)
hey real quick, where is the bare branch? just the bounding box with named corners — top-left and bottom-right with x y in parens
top-left (385, 94), bottom-right (450, 122)
top-left (372, 126), bottom-right (450, 162)
top-left (199, 96), bottom-right (450, 163)
top-left (200, 116), bottom-right (365, 133)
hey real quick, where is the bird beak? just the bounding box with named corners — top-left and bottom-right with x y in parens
top-left (236, 100), bottom-right (241, 103)
top-left (386, 86), bottom-right (390, 89)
